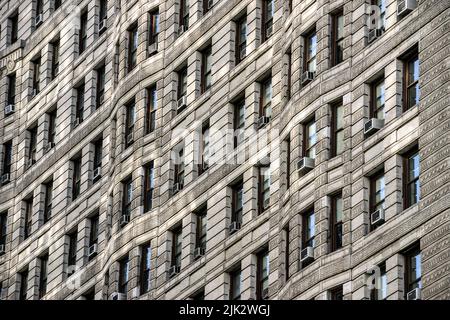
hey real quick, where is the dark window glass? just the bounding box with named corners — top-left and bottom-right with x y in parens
top-left (38, 254), bottom-right (48, 299)
top-left (260, 78), bottom-right (272, 119)
top-left (99, 0), bottom-right (108, 35)
top-left (0, 212), bottom-right (7, 249)
top-left (54, 0), bottom-right (62, 11)
top-left (122, 178), bottom-right (132, 218)
top-left (369, 171), bottom-right (385, 230)
top-left (203, 0), bottom-right (212, 14)
top-left (285, 138), bottom-right (291, 187)
top-left (331, 100), bottom-right (344, 157)
top-left (236, 16), bottom-right (247, 64)
top-left (171, 227), bottom-right (182, 269)
top-left (303, 119), bottom-right (317, 159)
top-left (405, 245), bottom-right (422, 297)
top-left (51, 40), bottom-right (60, 80)
top-left (96, 65), bottom-right (105, 109)
top-left (68, 231), bottom-right (77, 268)
top-left (174, 148), bottom-right (185, 190)
top-left (302, 210), bottom-right (315, 249)
top-left (371, 79), bottom-right (385, 120)
top-left (180, 0), bottom-right (189, 30)
top-left (195, 208), bottom-right (207, 252)
top-left (198, 124), bottom-right (210, 175)
top-left (330, 193), bottom-right (343, 252)
top-left (2, 141), bottom-right (12, 178)
top-left (143, 162), bottom-right (154, 212)
top-left (178, 67), bottom-right (188, 100)
top-left (79, 11), bottom-right (88, 54)
top-left (257, 249), bottom-right (269, 300)
top-left (146, 86), bottom-right (157, 134)
top-left (48, 110), bottom-right (57, 145)
top-left (28, 127), bottom-right (37, 165)
top-left (258, 166), bottom-right (271, 214)
top-left (43, 180), bottom-right (53, 223)
top-left (331, 10), bottom-right (344, 66)
top-left (7, 73), bottom-right (16, 106)
top-left (89, 213), bottom-right (99, 247)
top-left (36, 0), bottom-right (44, 15)
top-left (128, 24), bottom-right (138, 72)
top-left (93, 139), bottom-right (102, 180)
top-left (19, 269), bottom-right (29, 300)
top-left (140, 243), bottom-right (151, 294)
top-left (330, 285), bottom-right (343, 300)
top-left (149, 11), bottom-right (159, 46)
top-left (125, 100), bottom-right (135, 148)
top-left (9, 13), bottom-right (19, 45)
top-left (304, 30), bottom-right (317, 73)
top-left (234, 100), bottom-right (245, 148)
top-left (32, 57), bottom-right (41, 95)
top-left (201, 46), bottom-right (212, 93)
top-left (404, 149), bottom-right (420, 208)
top-left (284, 226), bottom-right (290, 280)
top-left (262, 0), bottom-right (274, 42)
top-left (72, 157), bottom-right (81, 200)
top-left (371, 263), bottom-right (387, 300)
top-left (230, 268), bottom-right (241, 300)
top-left (23, 198), bottom-right (33, 239)
top-left (75, 84), bottom-right (85, 123)
top-left (119, 256), bottom-right (130, 294)
top-left (232, 180), bottom-right (244, 225)
top-left (371, 0), bottom-right (386, 30)
top-left (286, 50), bottom-right (292, 99)
top-left (404, 53), bottom-right (420, 111)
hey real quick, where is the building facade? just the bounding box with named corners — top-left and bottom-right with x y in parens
top-left (0, 0), bottom-right (449, 300)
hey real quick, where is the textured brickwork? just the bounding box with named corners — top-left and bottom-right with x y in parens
top-left (0, 0), bottom-right (449, 300)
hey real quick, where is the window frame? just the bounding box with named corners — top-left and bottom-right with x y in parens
top-left (38, 254), bottom-right (48, 299)
top-left (7, 73), bottom-right (16, 106)
top-left (231, 179), bottom-right (244, 225)
top-left (179, 0), bottom-right (189, 30)
top-left (48, 110), bottom-right (57, 145)
top-left (118, 256), bottom-right (130, 294)
top-left (195, 209), bottom-right (207, 251)
top-left (122, 177), bottom-right (133, 218)
top-left (403, 50), bottom-right (420, 112)
top-left (302, 209), bottom-right (315, 249)
top-left (258, 166), bottom-right (271, 215)
top-left (79, 10), bottom-right (88, 54)
top-left (72, 157), bottom-right (81, 201)
top-left (201, 46), bottom-right (212, 93)
top-left (75, 84), bottom-right (85, 123)
top-left (256, 248), bottom-right (269, 300)
top-left (0, 212), bottom-right (7, 248)
top-left (32, 57), bottom-right (41, 94)
top-left (2, 141), bottom-right (12, 177)
top-left (143, 161), bottom-right (155, 213)
top-left (19, 269), bottom-right (29, 300)
top-left (43, 180), bottom-right (53, 223)
top-left (331, 9), bottom-right (344, 67)
top-left (23, 197), bottom-right (33, 240)
top-left (67, 231), bottom-right (77, 268)
top-left (178, 67), bottom-right (188, 100)
top-left (171, 227), bottom-right (182, 269)
top-left (330, 193), bottom-right (343, 252)
top-left (127, 23), bottom-right (139, 72)
top-left (96, 64), bottom-right (106, 109)
top-left (9, 13), bottom-right (19, 45)
top-left (303, 29), bottom-right (317, 74)
top-left (404, 244), bottom-right (422, 297)
top-left (369, 170), bottom-right (385, 231)
top-left (229, 268), bottom-right (242, 300)
top-left (234, 99), bottom-right (245, 148)
top-left (140, 243), bottom-right (152, 294)
top-left (51, 40), bottom-right (60, 80)
top-left (330, 100), bottom-right (344, 157)
top-left (303, 118), bottom-right (317, 159)
top-left (403, 147), bottom-right (420, 209)
top-left (259, 77), bottom-right (272, 119)
top-left (261, 0), bottom-right (274, 42)
top-left (370, 78), bottom-right (385, 120)
top-left (235, 15), bottom-right (247, 64)
top-left (125, 100), bottom-right (135, 148)
top-left (329, 285), bottom-right (344, 300)
top-left (174, 147), bottom-right (185, 189)
top-left (149, 10), bottom-right (160, 46)
top-left (370, 262), bottom-right (387, 300)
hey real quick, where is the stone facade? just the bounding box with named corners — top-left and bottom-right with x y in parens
top-left (0, 0), bottom-right (449, 300)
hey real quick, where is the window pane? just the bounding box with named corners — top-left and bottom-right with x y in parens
top-left (335, 197), bottom-right (343, 222)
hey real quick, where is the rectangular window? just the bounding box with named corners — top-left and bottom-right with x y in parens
top-left (262, 0), bottom-right (274, 42)
top-left (171, 227), bottom-right (182, 269)
top-left (43, 180), bottom-right (53, 224)
top-left (96, 64), bottom-right (106, 109)
top-left (180, 0), bottom-right (190, 30)
top-left (9, 13), bottom-right (19, 45)
top-left (302, 210), bottom-right (315, 249)
top-left (119, 256), bottom-right (130, 294)
top-left (285, 138), bottom-right (291, 187)
top-left (303, 119), bottom-right (317, 159)
top-left (99, 0), bottom-right (108, 35)
top-left (286, 50), bottom-right (292, 99)
top-left (47, 110), bottom-right (57, 145)
top-left (23, 198), bottom-right (33, 240)
top-left (260, 78), bottom-right (272, 119)
top-left (330, 193), bottom-right (343, 252)
top-left (258, 166), bottom-right (271, 214)
top-left (38, 254), bottom-right (48, 299)
top-left (174, 148), bottom-right (185, 190)
top-left (35, 0), bottom-right (43, 29)
top-left (369, 171), bottom-right (385, 231)
top-left (149, 10), bottom-right (160, 46)
top-left (198, 124), bottom-right (210, 175)
top-left (230, 268), bottom-right (241, 300)
top-left (371, 263), bottom-right (387, 300)
top-left (203, 0), bottom-right (212, 14)
top-left (93, 139), bottom-right (102, 181)
top-left (201, 46), bottom-right (212, 93)
top-left (51, 40), bottom-right (60, 80)
top-left (140, 243), bottom-right (151, 294)
top-left (231, 179), bottom-right (244, 225)
top-left (146, 86), bottom-right (157, 134)
top-left (404, 245), bottom-right (422, 297)
top-left (234, 100), bottom-right (245, 148)
top-left (32, 57), bottom-right (41, 95)
top-left (2, 141), bottom-right (12, 178)
top-left (79, 11), bottom-right (88, 54)
top-left (122, 178), bottom-right (133, 218)
top-left (371, 79), bottom-right (385, 119)
top-left (404, 51), bottom-right (420, 111)
top-left (257, 249), bottom-right (269, 300)
top-left (143, 161), bottom-right (155, 212)
top-left (330, 285), bottom-right (344, 300)
top-left (178, 67), bottom-right (188, 100)
top-left (235, 16), bottom-right (247, 64)
top-left (19, 269), bottom-right (29, 300)
top-left (7, 73), bottom-right (16, 106)
top-left (404, 148), bottom-right (420, 209)
top-left (331, 100), bottom-right (344, 157)
top-left (125, 100), bottom-right (135, 148)
top-left (288, 0), bottom-right (293, 14)
top-left (371, 0), bottom-right (386, 31)
top-left (284, 226), bottom-right (290, 281)
top-left (67, 231), bottom-right (77, 268)
top-left (72, 157), bottom-right (81, 200)
top-left (89, 213), bottom-right (99, 247)
top-left (331, 10), bottom-right (344, 66)
top-left (195, 208), bottom-right (207, 252)
top-left (75, 84), bottom-right (85, 124)
top-left (54, 0), bottom-right (62, 11)
top-left (28, 127), bottom-right (37, 165)
top-left (304, 30), bottom-right (317, 73)
top-left (128, 24), bottom-right (138, 72)
top-left (0, 212), bottom-right (7, 249)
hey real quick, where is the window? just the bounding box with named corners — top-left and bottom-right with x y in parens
top-left (54, 0), bottom-right (62, 11)
top-left (404, 51), bottom-right (420, 111)
top-left (51, 40), bottom-right (60, 80)
top-left (27, 127), bottom-right (37, 166)
top-left (38, 254), bottom-right (48, 299)
top-left (404, 148), bottom-right (420, 209)
top-left (128, 23), bottom-right (138, 72)
top-left (35, 0), bottom-right (44, 29)
top-left (143, 161), bottom-right (155, 212)
top-left (19, 269), bottom-right (29, 300)
top-left (32, 57), bottom-right (41, 95)
top-left (8, 13), bottom-right (19, 45)
top-left (43, 180), bottom-right (53, 223)
top-left (201, 46), bottom-right (212, 93)
top-left (23, 198), bottom-right (33, 239)
top-left (371, 263), bottom-right (387, 300)
top-left (99, 0), bottom-right (108, 35)
top-left (303, 119), bottom-right (317, 159)
top-left (371, 78), bottom-right (385, 120)
top-left (256, 249), bottom-right (269, 300)
top-left (67, 231), bottom-right (77, 269)
top-left (235, 16), bottom-right (247, 64)
top-left (331, 100), bottom-right (344, 157)
top-left (72, 157), bottom-right (81, 201)
top-left (179, 0), bottom-right (189, 30)
top-left (262, 0), bottom-right (274, 42)
top-left (369, 171), bottom-right (385, 229)
top-left (302, 210), bottom-right (315, 249)
top-left (234, 99), bottom-right (245, 148)
top-left (2, 141), bottom-right (12, 180)
top-left (371, 0), bottom-right (386, 31)
top-left (198, 124), bottom-right (210, 175)
top-left (125, 100), bottom-right (135, 148)
top-left (89, 213), bottom-right (99, 250)
top-left (171, 227), bottom-right (182, 269)
top-left (0, 212), bottom-right (7, 251)
top-left (260, 78), bottom-right (272, 119)
top-left (329, 285), bottom-right (343, 300)
top-left (178, 67), bottom-right (188, 101)
top-left (404, 245), bottom-right (422, 297)
top-left (47, 110), bottom-right (57, 146)
top-left (230, 268), bottom-right (241, 300)
top-left (304, 30), bottom-right (317, 74)
top-left (174, 147), bottom-right (185, 191)
top-left (79, 11), bottom-right (88, 54)
top-left (330, 193), bottom-right (343, 252)
top-left (7, 73), bottom-right (16, 107)
top-left (122, 178), bottom-right (133, 219)
top-left (285, 138), bottom-right (291, 187)
top-left (284, 226), bottom-right (290, 281)
top-left (195, 208), bottom-right (207, 253)
top-left (203, 0), bottom-right (213, 14)
top-left (146, 86), bottom-right (157, 134)
top-left (119, 256), bottom-right (130, 294)
top-left (140, 243), bottom-right (151, 294)
top-left (191, 289), bottom-right (205, 300)
top-left (149, 10), bottom-right (160, 47)
top-left (331, 10), bottom-right (344, 66)
top-left (82, 288), bottom-right (95, 300)
top-left (93, 139), bottom-right (102, 182)
top-left (286, 50), bottom-right (292, 99)
top-left (75, 84), bottom-right (85, 124)
top-left (288, 0), bottom-right (293, 14)
top-left (231, 179), bottom-right (244, 225)
top-left (258, 166), bottom-right (271, 214)
top-left (96, 64), bottom-right (106, 109)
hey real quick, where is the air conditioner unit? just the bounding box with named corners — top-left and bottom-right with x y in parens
top-left (99, 19), bottom-right (107, 33)
top-left (126, 132), bottom-right (134, 145)
top-left (258, 116), bottom-right (270, 128)
top-left (1, 173), bottom-right (10, 185)
top-left (4, 104), bottom-right (15, 116)
top-left (407, 287), bottom-right (421, 300)
top-left (368, 28), bottom-right (384, 44)
top-left (297, 157), bottom-right (315, 173)
top-left (193, 247), bottom-right (205, 259)
top-left (172, 182), bottom-right (183, 195)
top-left (229, 221), bottom-right (241, 234)
top-left (364, 118), bottom-right (384, 136)
top-left (301, 71), bottom-right (315, 85)
top-left (35, 14), bottom-right (43, 27)
top-left (178, 25), bottom-right (185, 36)
top-left (370, 209), bottom-right (385, 226)
top-left (177, 95), bottom-right (187, 110)
top-left (44, 142), bottom-right (55, 153)
top-left (168, 265), bottom-right (180, 277)
top-left (88, 243), bottom-right (98, 258)
top-left (110, 292), bottom-right (126, 300)
top-left (93, 167), bottom-right (102, 180)
top-left (148, 43), bottom-right (158, 55)
top-left (73, 118), bottom-right (81, 128)
top-left (262, 287), bottom-right (269, 299)
top-left (397, 0), bottom-right (417, 17)
top-left (300, 246), bottom-right (314, 263)
top-left (120, 214), bottom-right (130, 227)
